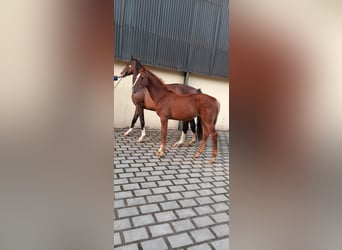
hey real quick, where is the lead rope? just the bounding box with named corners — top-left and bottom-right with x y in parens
top-left (114, 76), bottom-right (123, 88)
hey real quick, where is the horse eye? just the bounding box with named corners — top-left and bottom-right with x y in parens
top-left (129, 65), bottom-right (132, 68)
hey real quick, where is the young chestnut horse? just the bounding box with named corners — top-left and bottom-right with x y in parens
top-left (119, 57), bottom-right (202, 146)
top-left (133, 69), bottom-right (220, 163)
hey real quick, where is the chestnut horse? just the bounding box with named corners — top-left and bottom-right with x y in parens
top-left (119, 57), bottom-right (202, 146)
top-left (133, 69), bottom-right (220, 163)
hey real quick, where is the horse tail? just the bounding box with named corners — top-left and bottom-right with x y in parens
top-left (196, 88), bottom-right (202, 94)
top-left (214, 100), bottom-right (220, 125)
top-left (196, 116), bottom-right (202, 141)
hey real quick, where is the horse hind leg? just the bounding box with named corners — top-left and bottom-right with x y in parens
top-left (173, 121), bottom-right (188, 147)
top-left (186, 119), bottom-right (197, 146)
top-left (209, 129), bottom-right (218, 163)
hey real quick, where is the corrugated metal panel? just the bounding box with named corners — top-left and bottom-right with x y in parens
top-left (114, 0), bottom-right (229, 79)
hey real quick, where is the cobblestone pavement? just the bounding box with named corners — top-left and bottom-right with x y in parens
top-left (114, 128), bottom-right (229, 250)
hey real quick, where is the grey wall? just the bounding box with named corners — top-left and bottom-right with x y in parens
top-left (114, 0), bottom-right (229, 79)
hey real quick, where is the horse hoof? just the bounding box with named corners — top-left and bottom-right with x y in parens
top-left (136, 139), bottom-right (143, 143)
top-left (186, 141), bottom-right (195, 147)
top-left (194, 152), bottom-right (200, 158)
top-left (210, 158), bottom-right (216, 164)
top-left (172, 142), bottom-right (181, 147)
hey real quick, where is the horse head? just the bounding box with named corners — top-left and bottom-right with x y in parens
top-left (120, 56), bottom-right (143, 78)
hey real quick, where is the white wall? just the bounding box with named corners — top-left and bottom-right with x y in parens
top-left (114, 60), bottom-right (229, 130)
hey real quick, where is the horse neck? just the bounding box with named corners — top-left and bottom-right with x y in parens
top-left (145, 73), bottom-right (169, 103)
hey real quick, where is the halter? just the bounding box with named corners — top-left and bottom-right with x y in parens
top-left (132, 73), bottom-right (142, 93)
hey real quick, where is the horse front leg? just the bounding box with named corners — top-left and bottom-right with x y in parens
top-left (156, 117), bottom-right (168, 157)
top-left (123, 105), bottom-right (140, 136)
top-left (136, 108), bottom-right (146, 143)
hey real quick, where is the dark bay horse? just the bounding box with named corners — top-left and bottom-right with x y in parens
top-left (133, 69), bottom-right (220, 163)
top-left (119, 57), bottom-right (202, 146)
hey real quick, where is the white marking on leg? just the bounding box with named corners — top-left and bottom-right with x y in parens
top-left (173, 132), bottom-right (186, 147)
top-left (186, 132), bottom-right (197, 146)
top-left (124, 128), bottom-right (133, 136)
top-left (136, 128), bottom-right (146, 143)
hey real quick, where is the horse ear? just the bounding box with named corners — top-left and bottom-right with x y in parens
top-left (131, 55), bottom-right (133, 60)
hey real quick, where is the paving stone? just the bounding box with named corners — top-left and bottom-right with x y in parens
top-left (149, 223), bottom-right (173, 237)
top-left (192, 215), bottom-right (216, 227)
top-left (196, 197), bottom-right (215, 205)
top-left (188, 243), bottom-right (212, 250)
top-left (187, 178), bottom-right (202, 183)
top-left (211, 223), bottom-right (229, 237)
top-left (172, 219), bottom-right (195, 232)
top-left (126, 197), bottom-right (146, 206)
top-left (114, 218), bottom-right (131, 231)
top-left (168, 185), bottom-right (186, 192)
top-left (151, 170), bottom-right (164, 176)
top-left (179, 198), bottom-right (197, 208)
top-left (185, 184), bottom-right (201, 190)
top-left (135, 172), bottom-right (149, 177)
top-left (212, 194), bottom-right (229, 202)
top-left (134, 189), bottom-right (152, 196)
top-left (182, 191), bottom-right (199, 198)
top-left (190, 228), bottom-right (215, 243)
top-left (141, 238), bottom-right (168, 250)
top-left (139, 204), bottom-right (160, 214)
top-left (146, 195), bottom-right (166, 203)
top-left (160, 201), bottom-right (180, 210)
top-left (197, 189), bottom-right (215, 196)
top-left (129, 177), bottom-right (145, 183)
top-left (211, 238), bottom-right (229, 250)
top-left (132, 214), bottom-right (155, 227)
top-left (200, 177), bottom-right (215, 182)
top-left (119, 173), bottom-right (135, 178)
top-left (114, 199), bottom-right (125, 209)
top-left (172, 179), bottom-right (188, 185)
top-left (211, 202), bottom-right (229, 212)
top-left (114, 179), bottom-right (129, 185)
top-left (141, 182), bottom-right (157, 188)
top-left (211, 212), bottom-right (229, 223)
top-left (115, 243), bottom-right (139, 250)
top-left (151, 187), bottom-right (169, 194)
top-left (123, 228), bottom-right (149, 243)
top-left (113, 185), bottom-right (121, 192)
top-left (125, 167), bottom-right (141, 172)
top-left (114, 232), bottom-right (121, 246)
top-left (115, 191), bottom-right (133, 199)
top-left (146, 176), bottom-right (161, 181)
top-left (122, 183), bottom-right (140, 191)
top-left (157, 180), bottom-right (173, 186)
top-left (175, 208), bottom-right (197, 218)
top-left (167, 233), bottom-right (193, 248)
top-left (212, 187), bottom-right (228, 194)
top-left (161, 174), bottom-right (176, 180)
top-left (194, 205), bottom-right (215, 215)
top-left (155, 211), bottom-right (177, 222)
top-left (117, 207), bottom-right (139, 218)
top-left (165, 192), bottom-right (183, 200)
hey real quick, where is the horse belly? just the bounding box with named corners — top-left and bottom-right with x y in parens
top-left (170, 102), bottom-right (197, 121)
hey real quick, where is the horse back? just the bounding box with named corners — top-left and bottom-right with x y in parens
top-left (167, 84), bottom-right (201, 95)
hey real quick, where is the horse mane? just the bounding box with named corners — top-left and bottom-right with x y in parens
top-left (144, 70), bottom-right (179, 94)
